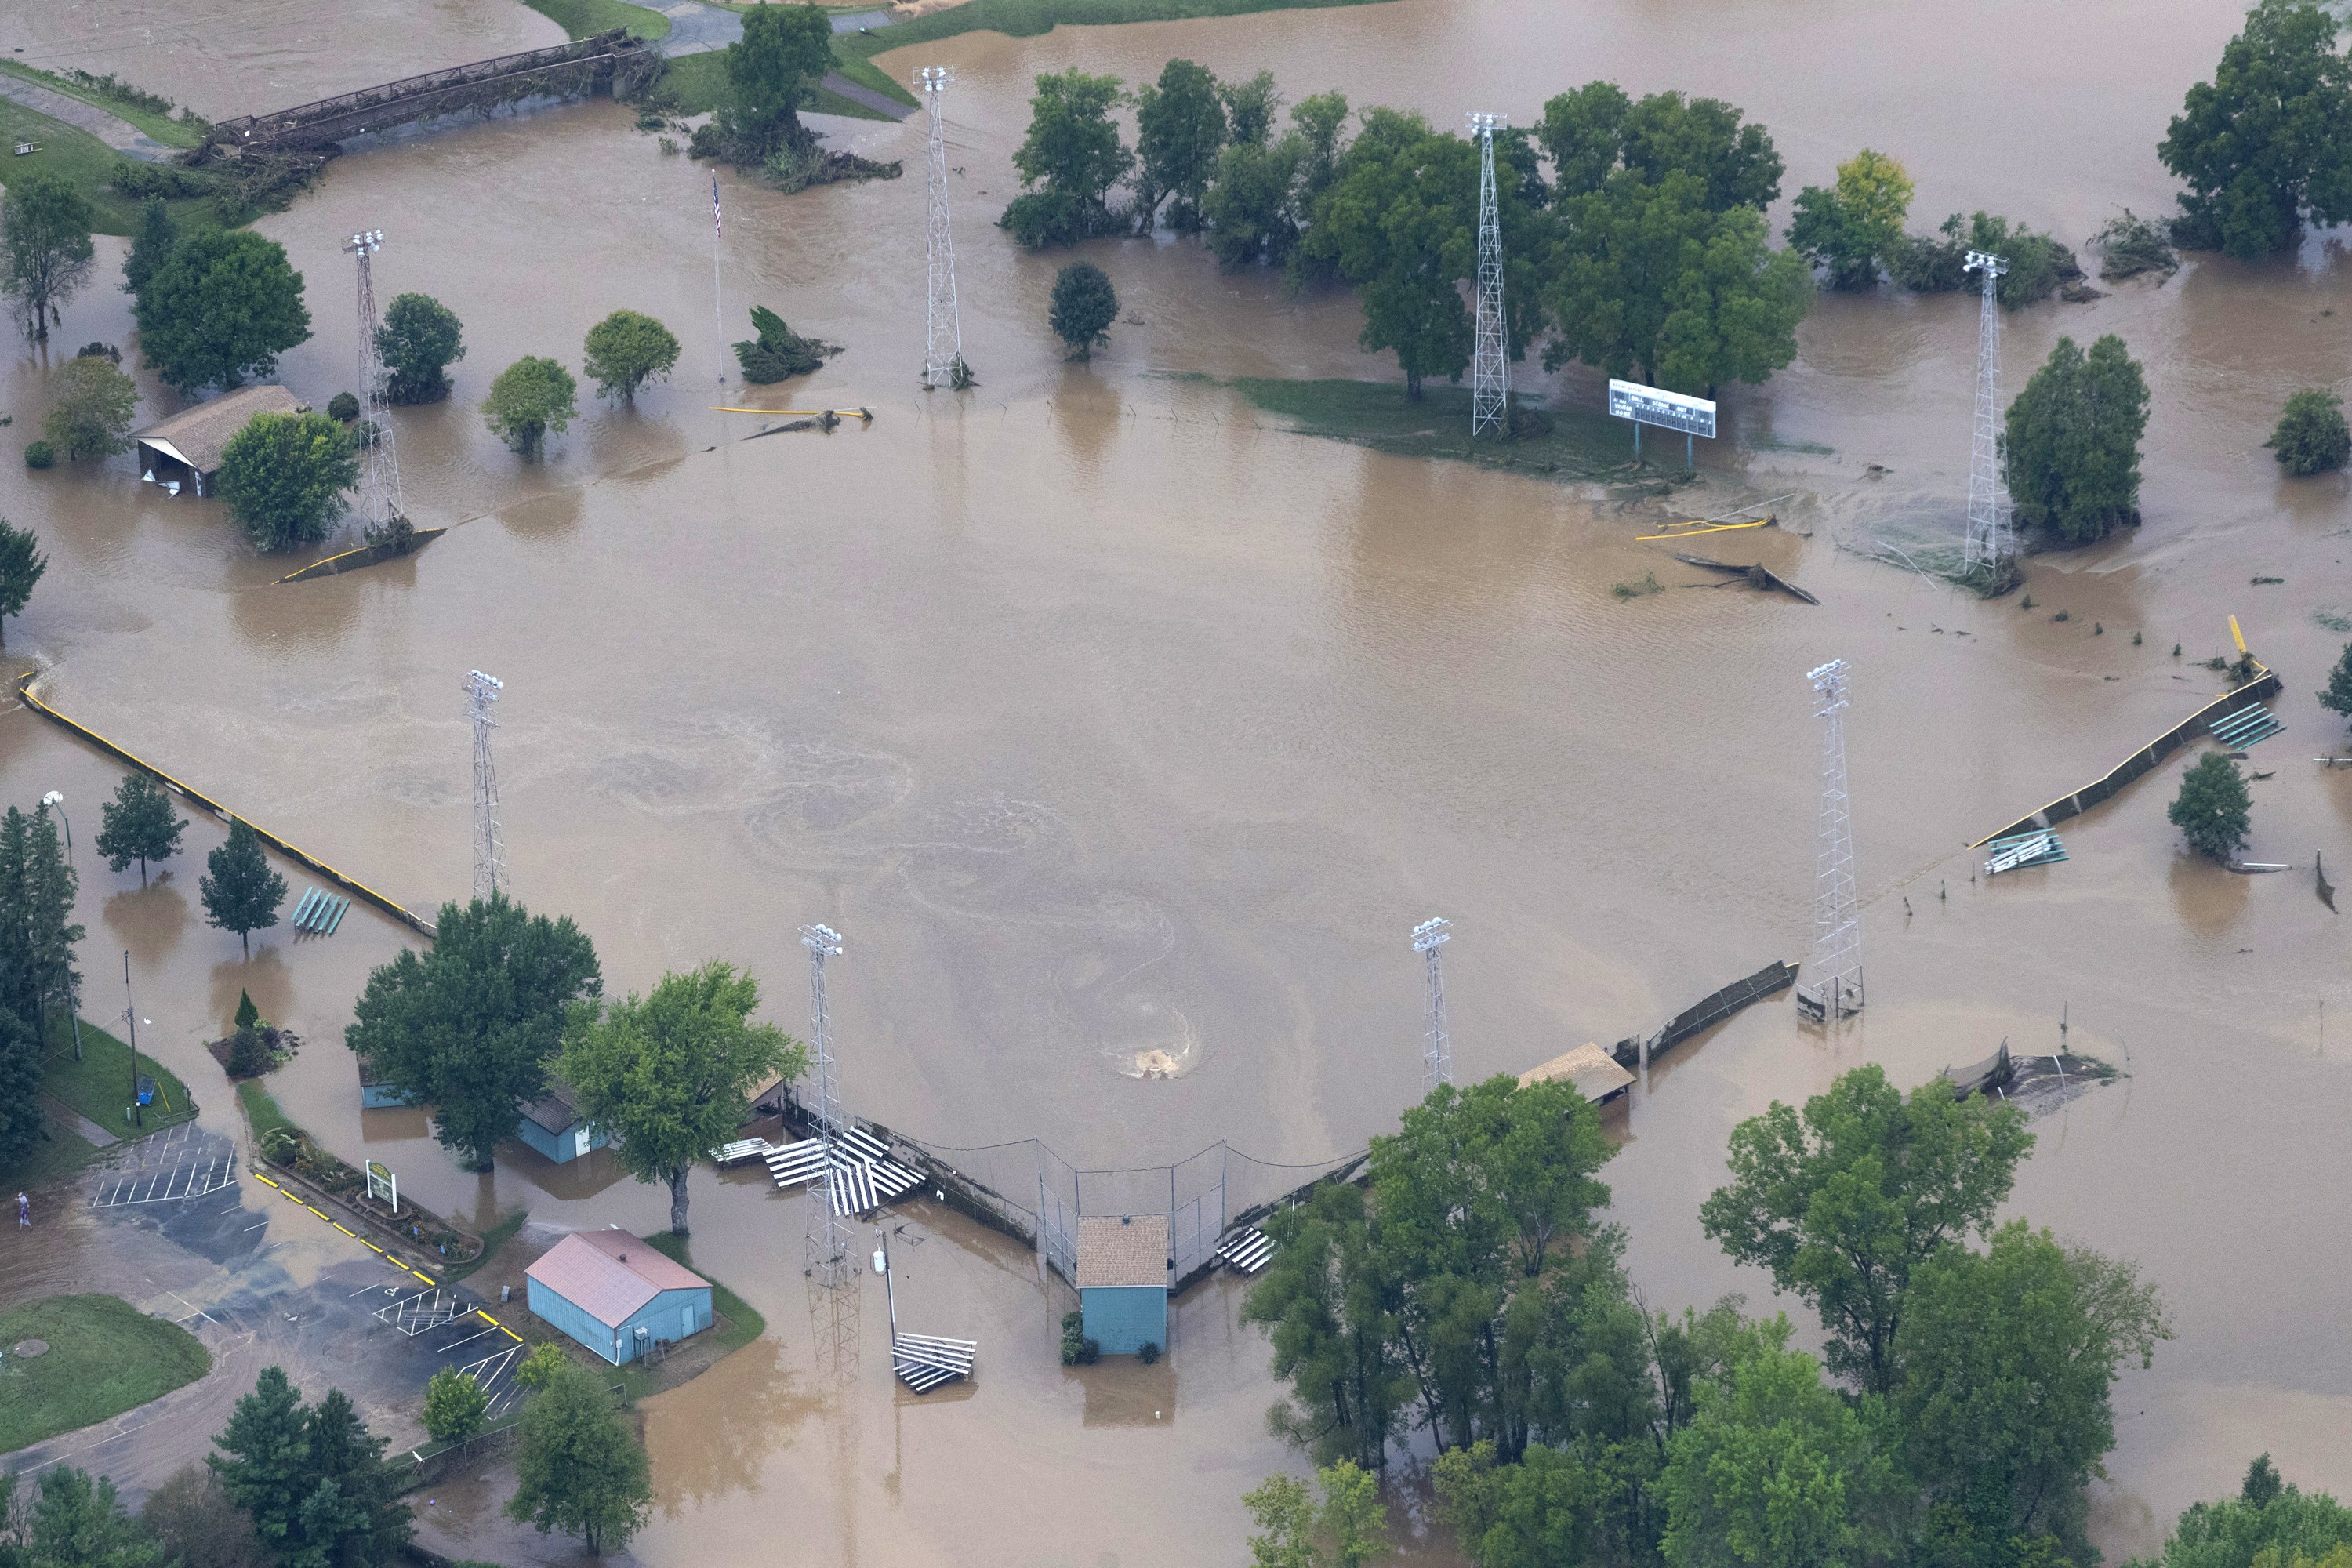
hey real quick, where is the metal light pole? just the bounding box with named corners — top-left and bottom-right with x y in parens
top-left (873, 1222), bottom-right (898, 1345)
top-left (40, 791), bottom-right (83, 1061)
top-left (122, 949), bottom-right (140, 1127)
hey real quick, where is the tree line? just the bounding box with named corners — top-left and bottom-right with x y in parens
top-left (1239, 1064), bottom-right (2172, 1568)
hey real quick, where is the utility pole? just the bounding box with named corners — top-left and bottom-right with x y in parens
top-left (343, 230), bottom-right (406, 539)
top-left (1413, 916), bottom-right (1454, 1093)
top-left (1798, 660), bottom-right (1864, 1020)
top-left (1466, 113), bottom-right (1509, 440)
top-left (915, 67), bottom-right (967, 390)
top-left (1962, 250), bottom-right (2012, 582)
top-left (465, 670), bottom-right (506, 902)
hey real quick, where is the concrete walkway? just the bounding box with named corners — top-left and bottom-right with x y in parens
top-left (655, 0), bottom-right (914, 121)
top-left (0, 73), bottom-right (170, 162)
top-left (39, 1091), bottom-right (118, 1149)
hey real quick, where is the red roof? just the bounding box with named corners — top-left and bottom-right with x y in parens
top-left (525, 1229), bottom-right (708, 1327)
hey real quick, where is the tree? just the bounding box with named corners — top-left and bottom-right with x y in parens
top-left (1048, 263), bottom-right (1119, 361)
top-left (1893, 1223), bottom-right (2169, 1554)
top-left (216, 412), bottom-right (358, 552)
top-left (1241, 1462), bottom-right (1387, 1568)
top-left (1, 173), bottom-right (96, 341)
top-left (1544, 169), bottom-right (1812, 394)
top-left (208, 1367), bottom-right (311, 1559)
top-left (25, 1468), bottom-right (162, 1568)
top-left (96, 773), bottom-right (187, 885)
top-left (2005, 334), bottom-right (2151, 546)
top-left (582, 310), bottom-right (681, 402)
top-left (2169, 752), bottom-right (2252, 861)
top-left (1657, 1345), bottom-right (1893, 1568)
top-left (140, 1467), bottom-right (265, 1568)
top-left (482, 356), bottom-right (578, 459)
top-left (0, 1001), bottom-right (42, 1171)
top-left (1001, 69), bottom-right (1132, 249)
top-left (298, 1389), bottom-right (410, 1568)
top-left (560, 960), bottom-right (802, 1234)
top-left (1, 802), bottom-right (84, 1045)
top-left (1889, 211), bottom-right (2071, 308)
top-left (42, 354), bottom-right (140, 461)
top-left (1134, 59), bottom-right (1228, 232)
top-left (1699, 1063), bottom-right (2034, 1394)
top-left (1242, 1180), bottom-right (1413, 1475)
top-left (199, 819), bottom-right (285, 957)
top-left (1221, 71), bottom-right (1283, 147)
top-left (712, 0), bottom-right (833, 161)
top-left (2268, 388), bottom-right (2350, 476)
top-left (1319, 1460), bottom-right (1387, 1568)
top-left (2135, 1467), bottom-right (2352, 1568)
top-left (376, 293), bottom-right (465, 404)
top-left (732, 304), bottom-right (835, 383)
top-left (344, 891), bottom-right (602, 1170)
top-left (1539, 82), bottom-right (1783, 212)
top-left (1243, 1474), bottom-right (1317, 1568)
top-left (2160, 0), bottom-right (2352, 258)
top-left (1787, 149), bottom-right (1914, 290)
top-left (506, 1362), bottom-right (652, 1555)
top-left (423, 1370), bottom-right (489, 1444)
top-left (0, 517), bottom-right (47, 651)
top-left (515, 1341), bottom-right (571, 1389)
top-left (2319, 643), bottom-right (2352, 728)
top-left (120, 198), bottom-right (176, 299)
top-left (132, 230), bottom-right (310, 394)
top-left (1205, 133), bottom-right (1308, 267)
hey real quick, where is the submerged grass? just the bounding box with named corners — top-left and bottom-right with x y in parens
top-left (521, 0), bottom-right (674, 40)
top-left (236, 1078), bottom-right (297, 1143)
top-left (1230, 376), bottom-right (1635, 481)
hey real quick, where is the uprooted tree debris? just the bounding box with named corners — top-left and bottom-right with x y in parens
top-left (1673, 552), bottom-right (1820, 604)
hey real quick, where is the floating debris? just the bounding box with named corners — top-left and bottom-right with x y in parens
top-left (1671, 552), bottom-right (1820, 604)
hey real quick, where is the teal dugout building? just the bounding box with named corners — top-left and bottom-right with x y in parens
top-left (1076, 1214), bottom-right (1171, 1356)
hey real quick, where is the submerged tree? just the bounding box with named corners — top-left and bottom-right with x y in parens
top-left (96, 772), bottom-right (188, 885)
top-left (0, 517), bottom-right (49, 651)
top-left (121, 198), bottom-right (178, 299)
top-left (582, 309), bottom-right (681, 402)
top-left (1, 172), bottom-right (96, 342)
top-left (482, 356), bottom-right (578, 459)
top-left (2005, 334), bottom-right (2151, 546)
top-left (2320, 642), bottom-right (2352, 728)
top-left (1787, 148), bottom-right (1914, 290)
top-left (1048, 263), bottom-right (1119, 361)
top-left (2169, 752), bottom-right (2252, 861)
top-left (2267, 388), bottom-right (2350, 476)
top-left (1002, 69), bottom-right (1133, 249)
top-left (200, 819), bottom-right (285, 957)
top-left (133, 230), bottom-right (310, 394)
top-left (732, 304), bottom-right (836, 383)
top-left (1134, 58), bottom-right (1228, 233)
top-left (216, 412), bottom-right (359, 550)
top-left (376, 292), bottom-right (465, 404)
top-left (507, 1362), bottom-right (652, 1555)
top-left (43, 354), bottom-right (140, 463)
top-left (2161, 0), bottom-right (2352, 258)
top-left (696, 0), bottom-right (833, 165)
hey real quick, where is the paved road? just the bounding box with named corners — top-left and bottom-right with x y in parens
top-left (655, 0), bottom-right (914, 121)
top-left (0, 74), bottom-right (171, 162)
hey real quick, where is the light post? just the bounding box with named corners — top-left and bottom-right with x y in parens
top-left (122, 950), bottom-right (143, 1127)
top-left (872, 1222), bottom-right (898, 1345)
top-left (39, 791), bottom-right (84, 1062)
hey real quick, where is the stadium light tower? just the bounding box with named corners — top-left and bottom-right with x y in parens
top-left (344, 229), bottom-right (406, 539)
top-left (915, 67), bottom-right (967, 390)
top-left (1466, 114), bottom-right (1509, 439)
top-left (1962, 250), bottom-right (2013, 579)
top-left (801, 923), bottom-right (853, 1290)
top-left (1414, 916), bottom-right (1454, 1092)
top-left (1798, 660), bottom-right (1863, 1020)
top-left (464, 670), bottom-right (505, 900)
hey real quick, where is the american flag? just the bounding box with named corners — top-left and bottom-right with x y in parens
top-left (713, 173), bottom-right (722, 239)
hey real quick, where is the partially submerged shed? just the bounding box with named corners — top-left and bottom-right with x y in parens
top-left (517, 1078), bottom-right (608, 1164)
top-left (1519, 1041), bottom-right (1635, 1107)
top-left (525, 1227), bottom-right (713, 1364)
top-left (132, 384), bottom-right (302, 496)
top-left (1076, 1214), bottom-right (1169, 1357)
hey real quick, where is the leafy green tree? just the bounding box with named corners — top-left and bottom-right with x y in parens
top-left (208, 1367), bottom-right (311, 1559)
top-left (26, 1467), bottom-right (162, 1568)
top-left (582, 309), bottom-right (681, 403)
top-left (1243, 1474), bottom-right (1316, 1568)
top-left (1, 173), bottom-right (96, 342)
top-left (96, 772), bottom-right (187, 885)
top-left (1538, 82), bottom-right (1784, 212)
top-left (2005, 334), bottom-right (2151, 546)
top-left (560, 959), bottom-right (803, 1234)
top-left (2267, 389), bottom-right (2350, 476)
top-left (1787, 149), bottom-right (1914, 289)
top-left (1134, 59), bottom-right (1228, 232)
top-left (299, 1388), bottom-right (410, 1568)
top-left (2169, 752), bottom-right (2252, 861)
top-left (133, 230), bottom-right (310, 394)
top-left (1434, 1441), bottom-right (1610, 1568)
top-left (344, 891), bottom-right (602, 1170)
top-left (1221, 71), bottom-right (1283, 147)
top-left (1205, 133), bottom-right (1308, 266)
top-left (1893, 1222), bottom-right (2169, 1553)
top-left (2318, 642), bottom-right (2352, 728)
top-left (1699, 1063), bottom-right (2034, 1394)
top-left (1543, 169), bottom-right (1812, 394)
top-left (1657, 1344), bottom-right (1894, 1568)
top-left (423, 1370), bottom-right (489, 1444)
top-left (1242, 1179), bottom-right (1412, 1474)
top-left (515, 1341), bottom-right (571, 1389)
top-left (0, 517), bottom-right (48, 651)
top-left (1002, 69), bottom-right (1133, 249)
top-left (120, 198), bottom-right (176, 298)
top-left (216, 412), bottom-right (358, 552)
top-left (0, 1000), bottom-right (42, 1171)
top-left (506, 1362), bottom-right (652, 1555)
top-left (482, 356), bottom-right (578, 459)
top-left (710, 0), bottom-right (833, 161)
top-left (1240, 1462), bottom-right (1385, 1568)
top-left (2134, 1464), bottom-right (2352, 1568)
top-left (1290, 91), bottom-right (1352, 205)
top-left (1889, 212), bottom-right (2070, 308)
top-left (1048, 263), bottom-right (1119, 360)
top-left (140, 1466), bottom-right (266, 1568)
top-left (1319, 1461), bottom-right (1387, 1568)
top-left (43, 354), bottom-right (140, 461)
top-left (200, 819), bottom-right (285, 957)
top-left (376, 293), bottom-right (465, 404)
top-left (2161, 0), bottom-right (2352, 258)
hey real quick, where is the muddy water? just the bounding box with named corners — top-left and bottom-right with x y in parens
top-left (5, 0), bottom-right (2351, 1559)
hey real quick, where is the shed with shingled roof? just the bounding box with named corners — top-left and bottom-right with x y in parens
top-left (1076, 1213), bottom-right (1169, 1358)
top-left (133, 384), bottom-right (303, 496)
top-left (524, 1226), bottom-right (713, 1364)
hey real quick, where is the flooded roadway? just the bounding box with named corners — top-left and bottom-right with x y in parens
top-left (4, 0), bottom-right (2352, 1559)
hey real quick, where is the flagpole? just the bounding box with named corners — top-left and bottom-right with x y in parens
top-left (712, 172), bottom-right (726, 386)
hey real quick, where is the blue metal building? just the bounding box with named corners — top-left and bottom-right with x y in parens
top-left (514, 1080), bottom-right (609, 1164)
top-left (524, 1228), bottom-right (714, 1365)
top-left (1076, 1214), bottom-right (1170, 1356)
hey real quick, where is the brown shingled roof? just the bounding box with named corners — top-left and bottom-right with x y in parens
top-left (525, 1228), bottom-right (707, 1327)
top-left (1076, 1214), bottom-right (1170, 1289)
top-left (132, 384), bottom-right (303, 475)
top-left (1519, 1042), bottom-right (1636, 1103)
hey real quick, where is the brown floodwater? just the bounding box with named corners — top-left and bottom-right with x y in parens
top-left (5, 0), bottom-right (2352, 1559)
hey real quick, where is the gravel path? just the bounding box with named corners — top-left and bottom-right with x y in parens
top-left (0, 73), bottom-right (171, 162)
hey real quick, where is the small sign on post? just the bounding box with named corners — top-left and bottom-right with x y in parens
top-left (1607, 378), bottom-right (1717, 470)
top-left (365, 1160), bottom-right (398, 1214)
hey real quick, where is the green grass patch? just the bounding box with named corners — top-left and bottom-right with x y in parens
top-left (829, 51), bottom-right (918, 111)
top-left (652, 51), bottom-right (902, 122)
top-left (521, 0), bottom-right (673, 42)
top-left (0, 1117), bottom-right (103, 1190)
top-left (43, 1018), bottom-right (194, 1138)
top-left (0, 98), bottom-right (223, 235)
top-left (0, 62), bottom-right (202, 149)
top-left (236, 1078), bottom-right (296, 1143)
top-left (446, 1210), bottom-right (530, 1283)
top-left (614, 1232), bottom-right (767, 1400)
top-left (0, 1294), bottom-right (212, 1454)
top-left (840, 0), bottom-right (1390, 60)
top-left (1230, 376), bottom-right (1635, 481)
